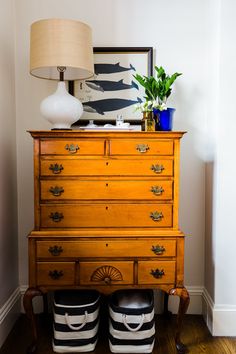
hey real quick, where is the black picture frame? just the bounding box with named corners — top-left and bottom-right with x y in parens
top-left (70, 47), bottom-right (153, 126)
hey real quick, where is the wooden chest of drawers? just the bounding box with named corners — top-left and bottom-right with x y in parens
top-left (23, 131), bottom-right (189, 353)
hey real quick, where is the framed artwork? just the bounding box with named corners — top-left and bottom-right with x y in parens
top-left (70, 47), bottom-right (153, 125)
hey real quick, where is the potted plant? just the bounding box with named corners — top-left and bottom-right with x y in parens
top-left (133, 66), bottom-right (182, 131)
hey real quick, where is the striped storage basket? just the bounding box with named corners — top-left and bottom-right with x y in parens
top-left (108, 289), bottom-right (155, 353)
top-left (52, 290), bottom-right (100, 353)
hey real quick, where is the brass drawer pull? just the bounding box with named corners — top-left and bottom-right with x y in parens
top-left (150, 211), bottom-right (163, 222)
top-left (151, 164), bottom-right (164, 174)
top-left (49, 163), bottom-right (64, 174)
top-left (151, 245), bottom-right (166, 255)
top-left (65, 143), bottom-right (79, 154)
top-left (49, 186), bottom-right (64, 197)
top-left (151, 186), bottom-right (164, 196)
top-left (49, 212), bottom-right (64, 222)
top-left (136, 144), bottom-right (150, 153)
top-left (104, 277), bottom-right (111, 285)
top-left (150, 268), bottom-right (165, 279)
top-left (49, 270), bottom-right (64, 280)
top-left (48, 245), bottom-right (63, 256)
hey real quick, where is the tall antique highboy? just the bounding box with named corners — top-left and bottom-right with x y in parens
top-left (23, 130), bottom-right (189, 353)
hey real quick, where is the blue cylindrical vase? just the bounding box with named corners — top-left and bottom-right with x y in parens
top-left (153, 108), bottom-right (175, 131)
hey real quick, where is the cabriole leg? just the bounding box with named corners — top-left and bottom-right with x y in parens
top-left (169, 287), bottom-right (190, 353)
top-left (23, 287), bottom-right (44, 354)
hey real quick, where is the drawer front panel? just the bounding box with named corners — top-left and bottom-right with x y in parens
top-left (40, 204), bottom-right (173, 228)
top-left (79, 261), bottom-right (133, 285)
top-left (36, 262), bottom-right (75, 285)
top-left (40, 158), bottom-right (173, 177)
top-left (110, 139), bottom-right (174, 155)
top-left (40, 180), bottom-right (173, 201)
top-left (40, 139), bottom-right (105, 155)
top-left (37, 239), bottom-right (176, 258)
top-left (138, 261), bottom-right (176, 284)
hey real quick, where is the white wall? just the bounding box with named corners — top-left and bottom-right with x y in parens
top-left (211, 0), bottom-right (236, 335)
top-left (203, 0), bottom-right (236, 336)
top-left (0, 0), bottom-right (20, 345)
top-left (204, 0), bottom-right (221, 304)
top-left (215, 0), bottom-right (236, 307)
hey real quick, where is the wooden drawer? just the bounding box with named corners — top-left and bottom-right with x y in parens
top-left (79, 261), bottom-right (134, 285)
top-left (40, 139), bottom-right (105, 155)
top-left (138, 261), bottom-right (176, 284)
top-left (40, 179), bottom-right (173, 201)
top-left (110, 139), bottom-right (174, 155)
top-left (40, 158), bottom-right (173, 177)
top-left (40, 203), bottom-right (173, 228)
top-left (36, 239), bottom-right (176, 258)
top-left (36, 262), bottom-right (75, 285)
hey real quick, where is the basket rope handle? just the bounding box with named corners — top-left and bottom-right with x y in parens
top-left (65, 311), bottom-right (88, 331)
top-left (122, 313), bottom-right (145, 332)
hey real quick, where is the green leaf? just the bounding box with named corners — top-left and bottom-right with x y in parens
top-left (133, 66), bottom-right (182, 104)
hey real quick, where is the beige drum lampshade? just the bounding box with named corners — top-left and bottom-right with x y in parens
top-left (30, 18), bottom-right (94, 80)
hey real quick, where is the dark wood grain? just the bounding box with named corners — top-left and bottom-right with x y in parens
top-left (1, 314), bottom-right (236, 354)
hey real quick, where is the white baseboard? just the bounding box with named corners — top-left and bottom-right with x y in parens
top-left (202, 287), bottom-right (214, 333)
top-left (153, 286), bottom-right (203, 314)
top-left (0, 287), bottom-right (21, 348)
top-left (167, 286), bottom-right (203, 314)
top-left (20, 285), bottom-right (28, 313)
top-left (20, 285), bottom-right (204, 315)
top-left (169, 286), bottom-right (203, 315)
top-left (203, 288), bottom-right (236, 336)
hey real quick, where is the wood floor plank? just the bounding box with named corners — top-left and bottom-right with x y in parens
top-left (0, 314), bottom-right (236, 354)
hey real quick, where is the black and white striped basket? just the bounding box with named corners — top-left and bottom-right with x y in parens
top-left (52, 290), bottom-right (100, 353)
top-left (108, 289), bottom-right (155, 353)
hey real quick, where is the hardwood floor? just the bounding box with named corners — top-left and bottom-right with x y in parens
top-left (1, 314), bottom-right (236, 354)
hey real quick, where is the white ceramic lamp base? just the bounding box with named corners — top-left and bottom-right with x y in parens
top-left (40, 81), bottom-right (83, 129)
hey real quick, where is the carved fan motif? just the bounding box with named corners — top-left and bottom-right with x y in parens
top-left (91, 265), bottom-right (123, 282)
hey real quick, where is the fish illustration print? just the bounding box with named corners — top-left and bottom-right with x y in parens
top-left (94, 62), bottom-right (136, 75)
top-left (85, 79), bottom-right (139, 92)
top-left (83, 97), bottom-right (142, 115)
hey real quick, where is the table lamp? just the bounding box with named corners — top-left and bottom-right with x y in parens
top-left (30, 18), bottom-right (94, 129)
